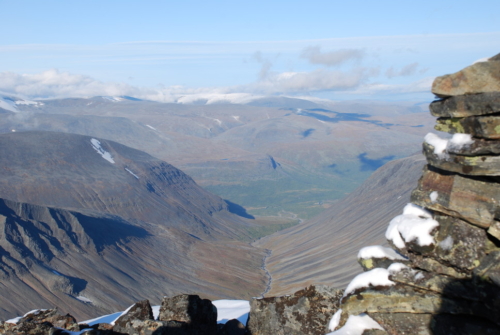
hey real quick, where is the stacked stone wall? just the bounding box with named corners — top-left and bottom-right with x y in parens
top-left (333, 53), bottom-right (500, 334)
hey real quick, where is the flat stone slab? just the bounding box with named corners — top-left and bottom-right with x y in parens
top-left (432, 53), bottom-right (500, 97)
top-left (423, 141), bottom-right (500, 176)
top-left (430, 92), bottom-right (500, 118)
top-left (411, 166), bottom-right (500, 228)
top-left (435, 115), bottom-right (500, 139)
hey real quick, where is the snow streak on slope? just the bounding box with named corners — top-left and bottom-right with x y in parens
top-left (90, 138), bottom-right (115, 163)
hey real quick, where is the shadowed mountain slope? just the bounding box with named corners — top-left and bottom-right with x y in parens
top-left (0, 131), bottom-right (267, 320)
top-left (256, 154), bottom-right (426, 296)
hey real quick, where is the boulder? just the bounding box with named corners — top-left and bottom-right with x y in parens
top-left (411, 166), bottom-right (500, 228)
top-left (435, 115), bottom-right (500, 139)
top-left (216, 319), bottom-right (245, 335)
top-left (158, 294), bottom-right (217, 335)
top-left (430, 92), bottom-right (500, 118)
top-left (0, 309), bottom-right (79, 335)
top-left (112, 300), bottom-right (154, 334)
top-left (432, 53), bottom-right (500, 97)
top-left (245, 285), bottom-right (343, 335)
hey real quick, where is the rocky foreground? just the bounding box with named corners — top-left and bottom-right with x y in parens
top-left (0, 286), bottom-right (342, 335)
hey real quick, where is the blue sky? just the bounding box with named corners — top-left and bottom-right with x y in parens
top-left (1, 0), bottom-right (499, 102)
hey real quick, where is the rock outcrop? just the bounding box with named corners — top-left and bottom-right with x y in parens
top-left (331, 53), bottom-right (500, 334)
top-left (245, 285), bottom-right (343, 335)
top-left (0, 295), bottom-right (233, 335)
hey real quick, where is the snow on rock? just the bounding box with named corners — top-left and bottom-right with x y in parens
top-left (6, 310), bottom-right (46, 324)
top-left (430, 191), bottom-right (438, 203)
top-left (213, 299), bottom-right (250, 325)
top-left (424, 132), bottom-right (474, 158)
top-left (387, 262), bottom-right (409, 273)
top-left (439, 235), bottom-right (454, 250)
top-left (357, 245), bottom-right (408, 261)
top-left (90, 138), bottom-right (115, 164)
top-left (328, 309), bottom-right (342, 331)
top-left (385, 203), bottom-right (438, 249)
top-left (343, 268), bottom-right (394, 297)
top-left (448, 133), bottom-right (474, 149)
top-left (326, 313), bottom-right (384, 335)
top-left (424, 133), bottom-right (449, 158)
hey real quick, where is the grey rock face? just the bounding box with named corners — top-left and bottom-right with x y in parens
top-left (245, 285), bottom-right (343, 335)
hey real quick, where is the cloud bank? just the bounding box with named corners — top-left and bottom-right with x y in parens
top-left (301, 47), bottom-right (365, 66)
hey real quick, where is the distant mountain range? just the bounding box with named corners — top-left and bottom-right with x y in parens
top-left (0, 95), bottom-right (434, 219)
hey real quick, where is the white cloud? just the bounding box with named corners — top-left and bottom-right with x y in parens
top-left (300, 47), bottom-right (365, 66)
top-left (242, 68), bottom-right (368, 94)
top-left (0, 69), bottom-right (143, 98)
top-left (385, 62), bottom-right (419, 78)
top-left (347, 76), bottom-right (434, 96)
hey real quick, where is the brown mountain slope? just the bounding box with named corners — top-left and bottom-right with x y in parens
top-left (256, 154), bottom-right (426, 296)
top-left (0, 131), bottom-right (250, 238)
top-left (0, 131), bottom-right (267, 320)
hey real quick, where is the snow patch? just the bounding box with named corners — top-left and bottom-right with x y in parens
top-left (103, 96), bottom-right (125, 102)
top-left (80, 311), bottom-right (123, 326)
top-left (152, 305), bottom-right (160, 320)
top-left (328, 309), bottom-right (342, 331)
top-left (146, 124), bottom-right (157, 130)
top-left (448, 133), bottom-right (474, 150)
top-left (473, 56), bottom-right (490, 64)
top-left (213, 300), bottom-right (250, 325)
top-left (6, 309), bottom-right (47, 324)
top-left (326, 313), bottom-right (384, 335)
top-left (125, 168), bottom-right (139, 179)
top-left (387, 262), bottom-right (409, 273)
top-left (424, 133), bottom-right (448, 158)
top-left (358, 245), bottom-right (407, 261)
top-left (76, 296), bottom-right (92, 304)
top-left (15, 100), bottom-right (42, 106)
top-left (232, 115), bottom-right (240, 121)
top-left (424, 132), bottom-right (474, 158)
top-left (90, 138), bottom-right (115, 164)
top-left (386, 203), bottom-right (438, 249)
top-left (52, 270), bottom-right (62, 276)
top-left (343, 268), bottom-right (394, 297)
top-left (414, 272), bottom-right (425, 281)
top-left (430, 191), bottom-right (438, 203)
top-left (439, 236), bottom-right (454, 250)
